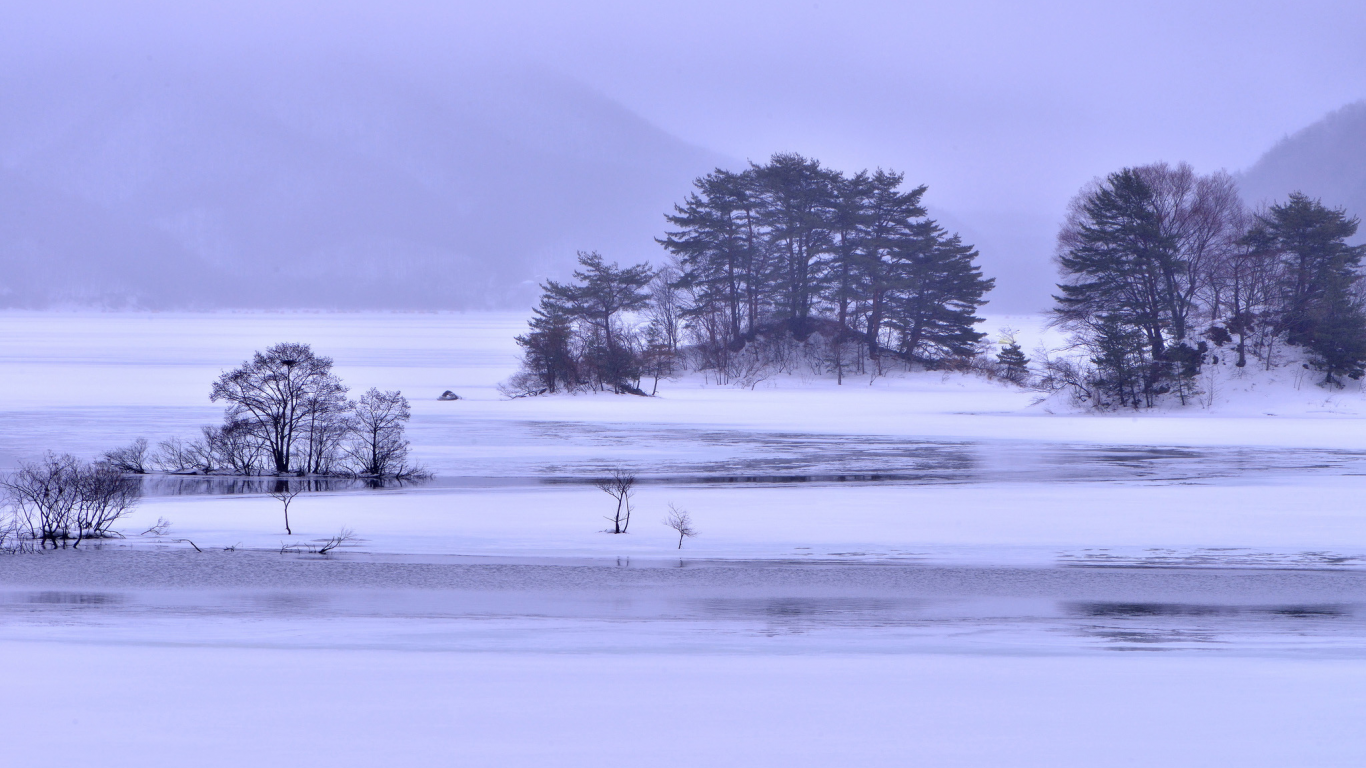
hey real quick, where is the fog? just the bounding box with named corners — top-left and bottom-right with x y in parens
top-left (2, 1), bottom-right (1364, 311)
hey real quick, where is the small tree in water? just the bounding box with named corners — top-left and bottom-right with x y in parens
top-left (596, 468), bottom-right (636, 534)
top-left (663, 504), bottom-right (697, 549)
top-left (269, 480), bottom-right (303, 536)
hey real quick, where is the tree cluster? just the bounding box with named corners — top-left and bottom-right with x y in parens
top-left (508, 154), bottom-right (996, 394)
top-left (508, 252), bottom-right (659, 396)
top-left (1052, 163), bottom-right (1366, 407)
top-left (1, 453), bottom-right (141, 549)
top-left (105, 343), bottom-right (418, 477)
top-left (663, 154), bottom-right (994, 381)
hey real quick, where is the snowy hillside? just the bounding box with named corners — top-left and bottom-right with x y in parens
top-left (1238, 99), bottom-right (1366, 226)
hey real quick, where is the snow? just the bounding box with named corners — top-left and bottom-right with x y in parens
top-left (3, 310), bottom-right (1365, 563)
top-left (4, 310), bottom-right (1366, 765)
top-left (6, 644), bottom-right (1365, 768)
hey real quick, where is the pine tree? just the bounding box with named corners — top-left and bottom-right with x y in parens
top-left (659, 169), bottom-right (768, 346)
top-left (826, 170), bottom-right (874, 343)
top-left (1088, 314), bottom-right (1149, 408)
top-left (886, 225), bottom-right (995, 361)
top-left (514, 295), bottom-right (577, 393)
top-left (854, 170), bottom-right (928, 364)
top-left (1247, 193), bottom-right (1366, 386)
top-left (1054, 168), bottom-right (1174, 362)
top-left (753, 153), bottom-right (840, 337)
top-left (996, 339), bottom-right (1030, 385)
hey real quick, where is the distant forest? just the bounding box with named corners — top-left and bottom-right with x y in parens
top-left (507, 155), bottom-right (1366, 407)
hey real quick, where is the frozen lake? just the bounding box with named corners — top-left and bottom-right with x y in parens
top-left (4, 549), bottom-right (1366, 656)
top-left (4, 311), bottom-right (1366, 766)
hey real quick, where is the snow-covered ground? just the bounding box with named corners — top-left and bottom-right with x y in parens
top-left (3, 310), bottom-right (1366, 766)
top-left (3, 310), bottom-right (1364, 562)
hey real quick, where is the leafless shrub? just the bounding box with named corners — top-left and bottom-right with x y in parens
top-left (153, 437), bottom-right (199, 472)
top-left (596, 467), bottom-right (636, 534)
top-left (663, 503), bottom-right (697, 549)
top-left (1033, 348), bottom-right (1095, 404)
top-left (2, 453), bottom-right (140, 549)
top-left (72, 464), bottom-right (140, 545)
top-left (102, 438), bottom-right (150, 474)
top-left (1, 453), bottom-right (80, 547)
top-left (0, 503), bottom-right (34, 553)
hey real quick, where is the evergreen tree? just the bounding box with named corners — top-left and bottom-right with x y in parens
top-left (826, 170), bottom-right (874, 343)
top-left (514, 295), bottom-right (577, 393)
top-left (1088, 314), bottom-right (1149, 408)
top-left (886, 225), bottom-right (995, 361)
top-left (659, 169), bottom-right (768, 345)
top-left (1246, 193), bottom-right (1366, 385)
top-left (753, 153), bottom-right (840, 337)
top-left (996, 338), bottom-right (1030, 385)
top-left (514, 154), bottom-right (996, 395)
top-left (854, 170), bottom-right (928, 363)
top-left (545, 251), bottom-right (653, 356)
top-left (515, 252), bottom-right (653, 395)
top-left (1054, 168), bottom-right (1174, 362)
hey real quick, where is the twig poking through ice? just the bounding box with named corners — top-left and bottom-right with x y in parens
top-left (140, 517), bottom-right (172, 536)
top-left (279, 527), bottom-right (360, 556)
top-left (316, 527), bottom-right (358, 555)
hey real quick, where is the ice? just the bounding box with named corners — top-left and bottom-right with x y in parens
top-left (4, 310), bottom-right (1366, 765)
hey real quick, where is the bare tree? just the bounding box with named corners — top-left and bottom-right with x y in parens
top-left (211, 343), bottom-right (348, 474)
top-left (204, 418), bottom-right (268, 474)
top-left (102, 438), bottom-right (150, 474)
top-left (302, 387), bottom-right (353, 475)
top-left (269, 480), bottom-right (304, 535)
top-left (663, 503), bottom-right (697, 549)
top-left (647, 261), bottom-right (685, 353)
top-left (596, 467), bottom-right (636, 534)
top-left (0, 494), bottom-right (29, 552)
top-left (344, 388), bottom-right (412, 476)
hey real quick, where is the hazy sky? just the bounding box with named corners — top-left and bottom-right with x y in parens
top-left (4, 0), bottom-right (1365, 310)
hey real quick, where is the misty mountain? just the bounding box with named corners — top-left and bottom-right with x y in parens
top-left (1238, 100), bottom-right (1366, 228)
top-left (0, 53), bottom-right (727, 309)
